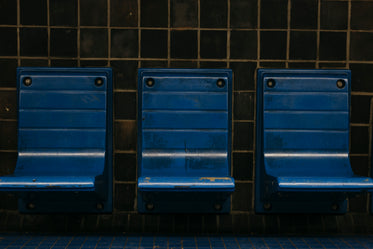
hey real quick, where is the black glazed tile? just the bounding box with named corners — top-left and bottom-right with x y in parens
top-left (233, 214), bottom-right (250, 234)
top-left (233, 121), bottom-right (253, 150)
top-left (174, 215), bottom-right (188, 233)
top-left (0, 0), bottom-right (17, 25)
top-left (232, 183), bottom-right (252, 211)
top-left (111, 60), bottom-right (138, 90)
top-left (233, 152), bottom-right (253, 181)
top-left (350, 156), bottom-right (369, 176)
top-left (230, 31), bottom-right (257, 60)
top-left (20, 59), bottom-right (48, 67)
top-left (0, 60), bottom-right (17, 88)
top-left (114, 92), bottom-right (136, 120)
top-left (80, 29), bottom-right (108, 58)
top-left (200, 0), bottom-right (227, 28)
top-left (0, 121), bottom-right (17, 150)
top-left (50, 0), bottom-right (77, 26)
top-left (0, 28), bottom-right (17, 56)
top-left (350, 32), bottom-right (373, 61)
top-left (111, 0), bottom-right (138, 27)
top-left (349, 194), bottom-right (368, 212)
top-left (51, 29), bottom-right (77, 57)
top-left (158, 215), bottom-right (174, 233)
top-left (129, 214), bottom-right (144, 233)
top-left (321, 1), bottom-right (348, 30)
top-left (115, 153), bottom-right (136, 181)
top-left (219, 215), bottom-right (233, 233)
top-left (291, 0), bottom-right (317, 29)
top-left (170, 61), bottom-right (197, 68)
top-left (20, 0), bottom-right (47, 25)
top-left (141, 60), bottom-right (168, 68)
top-left (51, 60), bottom-right (78, 67)
top-left (351, 95), bottom-right (370, 124)
top-left (141, 30), bottom-right (167, 58)
top-left (260, 61), bottom-right (286, 68)
top-left (114, 183), bottom-right (136, 211)
top-left (80, 0), bottom-right (107, 26)
top-left (204, 215), bottom-right (218, 234)
top-left (141, 0), bottom-right (168, 27)
top-left (171, 0), bottom-right (197, 28)
top-left (289, 31), bottom-right (317, 60)
top-left (144, 215), bottom-right (159, 233)
top-left (351, 2), bottom-right (373, 30)
top-left (0, 91), bottom-right (16, 120)
top-left (288, 62), bottom-right (316, 69)
top-left (80, 60), bottom-right (108, 67)
top-left (350, 126), bottom-right (369, 154)
top-left (230, 0), bottom-right (257, 28)
top-left (260, 0), bottom-right (287, 29)
top-left (114, 121), bottom-right (137, 151)
top-left (199, 61), bottom-right (227, 69)
top-left (319, 32), bottom-right (346, 60)
top-left (230, 62), bottom-right (256, 91)
top-left (350, 64), bottom-right (373, 92)
top-left (111, 29), bottom-right (138, 58)
top-left (20, 28), bottom-right (48, 56)
top-left (234, 92), bottom-right (254, 120)
top-left (260, 31), bottom-right (287, 59)
top-left (171, 30), bottom-right (197, 59)
top-left (189, 215), bottom-right (203, 233)
top-left (200, 31), bottom-right (227, 59)
top-left (319, 62), bottom-right (346, 69)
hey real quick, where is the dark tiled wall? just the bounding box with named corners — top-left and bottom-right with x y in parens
top-left (0, 0), bottom-right (373, 234)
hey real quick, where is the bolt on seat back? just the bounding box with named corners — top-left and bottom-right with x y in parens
top-left (0, 67), bottom-right (113, 213)
top-left (137, 68), bottom-right (234, 213)
top-left (255, 69), bottom-right (373, 214)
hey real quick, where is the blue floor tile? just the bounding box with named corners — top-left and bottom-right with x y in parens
top-left (1, 234), bottom-right (373, 249)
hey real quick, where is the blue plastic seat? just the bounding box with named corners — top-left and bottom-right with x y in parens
top-left (255, 69), bottom-right (373, 213)
top-left (137, 68), bottom-right (234, 213)
top-left (0, 67), bottom-right (113, 213)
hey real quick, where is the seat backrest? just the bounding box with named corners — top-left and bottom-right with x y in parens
top-left (16, 67), bottom-right (112, 175)
top-left (257, 69), bottom-right (352, 177)
top-left (138, 69), bottom-right (232, 177)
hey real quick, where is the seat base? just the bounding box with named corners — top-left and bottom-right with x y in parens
top-left (277, 176), bottom-right (373, 192)
top-left (0, 175), bottom-right (96, 191)
top-left (138, 176), bottom-right (235, 192)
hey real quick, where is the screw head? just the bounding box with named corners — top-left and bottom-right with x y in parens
top-left (336, 79), bottom-right (345, 89)
top-left (96, 203), bottom-right (104, 210)
top-left (27, 203), bottom-right (35, 210)
top-left (216, 79), bottom-right (225, 88)
top-left (263, 202), bottom-right (272, 211)
top-left (267, 79), bottom-right (275, 88)
top-left (146, 203), bottom-right (154, 211)
top-left (331, 203), bottom-right (339, 211)
top-left (214, 203), bottom-right (223, 211)
top-left (146, 78), bottom-right (155, 87)
top-left (23, 77), bottom-right (32, 86)
top-left (95, 77), bottom-right (104, 86)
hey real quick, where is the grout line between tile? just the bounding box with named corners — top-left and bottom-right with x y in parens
top-left (17, 0), bottom-right (21, 66)
top-left (77, 0), bottom-right (81, 67)
top-left (197, 0), bottom-right (200, 68)
top-left (107, 0), bottom-right (111, 67)
top-left (47, 0), bottom-right (51, 67)
top-left (346, 0), bottom-right (351, 68)
top-left (167, 0), bottom-right (170, 68)
top-left (316, 0), bottom-right (321, 69)
top-left (286, 0), bottom-right (291, 68)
